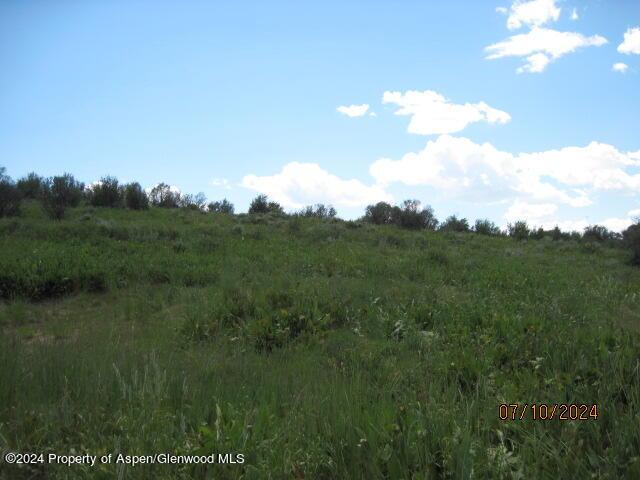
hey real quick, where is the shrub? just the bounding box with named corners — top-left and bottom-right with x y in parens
top-left (297, 204), bottom-right (337, 219)
top-left (41, 174), bottom-right (84, 219)
top-left (180, 192), bottom-right (207, 211)
top-left (474, 219), bottom-right (501, 236)
top-left (208, 199), bottom-right (234, 214)
top-left (508, 221), bottom-right (530, 241)
top-left (583, 225), bottom-right (618, 243)
top-left (123, 182), bottom-right (149, 209)
top-left (440, 215), bottom-right (470, 233)
top-left (149, 183), bottom-right (181, 208)
top-left (364, 202), bottom-right (396, 225)
top-left (622, 222), bottom-right (640, 265)
top-left (87, 176), bottom-right (122, 207)
top-left (0, 168), bottom-right (22, 217)
top-left (16, 172), bottom-right (44, 199)
top-left (364, 200), bottom-right (437, 230)
top-left (248, 194), bottom-right (284, 215)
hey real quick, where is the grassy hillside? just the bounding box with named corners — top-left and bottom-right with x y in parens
top-left (1, 203), bottom-right (640, 479)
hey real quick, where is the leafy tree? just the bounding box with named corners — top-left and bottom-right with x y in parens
top-left (0, 167), bottom-right (22, 217)
top-left (623, 221), bottom-right (640, 265)
top-left (583, 225), bottom-right (618, 243)
top-left (397, 200), bottom-right (438, 230)
top-left (248, 194), bottom-right (283, 215)
top-left (149, 183), bottom-right (180, 208)
top-left (440, 215), bottom-right (470, 232)
top-left (208, 199), bottom-right (235, 214)
top-left (297, 204), bottom-right (337, 219)
top-left (364, 202), bottom-right (396, 225)
top-left (16, 172), bottom-right (44, 199)
top-left (180, 192), bottom-right (207, 210)
top-left (508, 221), bottom-right (530, 241)
top-left (41, 174), bottom-right (84, 219)
top-left (123, 182), bottom-right (149, 210)
top-left (474, 219), bottom-right (501, 236)
top-left (87, 176), bottom-right (122, 207)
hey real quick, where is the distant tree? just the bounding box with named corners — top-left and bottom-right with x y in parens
top-left (474, 219), bottom-right (501, 236)
top-left (551, 226), bottom-right (563, 241)
top-left (508, 220), bottom-right (530, 241)
top-left (530, 227), bottom-right (545, 240)
top-left (248, 194), bottom-right (283, 215)
top-left (123, 182), bottom-right (149, 210)
top-left (180, 192), bottom-right (207, 210)
top-left (297, 204), bottom-right (337, 219)
top-left (364, 199), bottom-right (437, 230)
top-left (583, 225), bottom-right (617, 243)
top-left (87, 176), bottom-right (122, 207)
top-left (149, 183), bottom-right (180, 208)
top-left (364, 202), bottom-right (396, 225)
top-left (16, 172), bottom-right (44, 199)
top-left (41, 173), bottom-right (84, 219)
top-left (397, 200), bottom-right (438, 230)
top-left (0, 167), bottom-right (22, 217)
top-left (440, 215), bottom-right (470, 233)
top-left (623, 221), bottom-right (640, 265)
top-left (208, 199), bottom-right (235, 214)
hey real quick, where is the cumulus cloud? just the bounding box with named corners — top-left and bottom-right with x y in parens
top-left (382, 90), bottom-right (511, 135)
top-left (612, 62), bottom-right (629, 73)
top-left (369, 135), bottom-right (640, 209)
top-left (241, 162), bottom-right (392, 209)
top-left (485, 27), bottom-right (607, 73)
top-left (498, 0), bottom-right (561, 30)
top-left (618, 27), bottom-right (640, 55)
top-left (337, 104), bottom-right (370, 117)
top-left (504, 200), bottom-right (558, 222)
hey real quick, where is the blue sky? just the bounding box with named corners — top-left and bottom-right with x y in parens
top-left (1, 0), bottom-right (639, 230)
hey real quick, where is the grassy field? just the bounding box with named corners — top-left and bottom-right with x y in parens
top-left (1, 203), bottom-right (640, 479)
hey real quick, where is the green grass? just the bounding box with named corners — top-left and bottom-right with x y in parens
top-left (1, 203), bottom-right (640, 479)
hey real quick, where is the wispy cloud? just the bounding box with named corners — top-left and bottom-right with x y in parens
top-left (485, 27), bottom-right (607, 73)
top-left (337, 104), bottom-right (370, 117)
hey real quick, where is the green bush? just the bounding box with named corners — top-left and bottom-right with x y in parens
top-left (507, 220), bottom-right (530, 241)
top-left (123, 182), bottom-right (149, 209)
top-left (16, 172), bottom-right (44, 199)
top-left (0, 167), bottom-right (22, 217)
top-left (440, 215), bottom-right (470, 232)
top-left (623, 222), bottom-right (640, 265)
top-left (149, 182), bottom-right (181, 208)
top-left (248, 194), bottom-right (284, 215)
top-left (41, 174), bottom-right (84, 219)
top-left (208, 198), bottom-right (234, 214)
top-left (474, 219), bottom-right (501, 236)
top-left (87, 175), bottom-right (122, 207)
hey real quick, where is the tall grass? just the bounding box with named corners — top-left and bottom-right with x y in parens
top-left (1, 205), bottom-right (640, 478)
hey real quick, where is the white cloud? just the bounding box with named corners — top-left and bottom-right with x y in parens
top-left (570, 8), bottom-right (579, 21)
top-left (501, 0), bottom-right (561, 30)
top-left (612, 62), bottom-right (629, 73)
top-left (628, 208), bottom-right (640, 217)
top-left (337, 104), bottom-right (370, 117)
top-left (241, 162), bottom-right (392, 209)
top-left (382, 90), bottom-right (511, 135)
top-left (618, 27), bottom-right (640, 55)
top-left (504, 200), bottom-right (558, 222)
top-left (210, 178), bottom-right (231, 189)
top-left (369, 135), bottom-right (640, 209)
top-left (485, 27), bottom-right (607, 73)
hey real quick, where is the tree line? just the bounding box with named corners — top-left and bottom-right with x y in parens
top-left (1, 167), bottom-right (639, 263)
